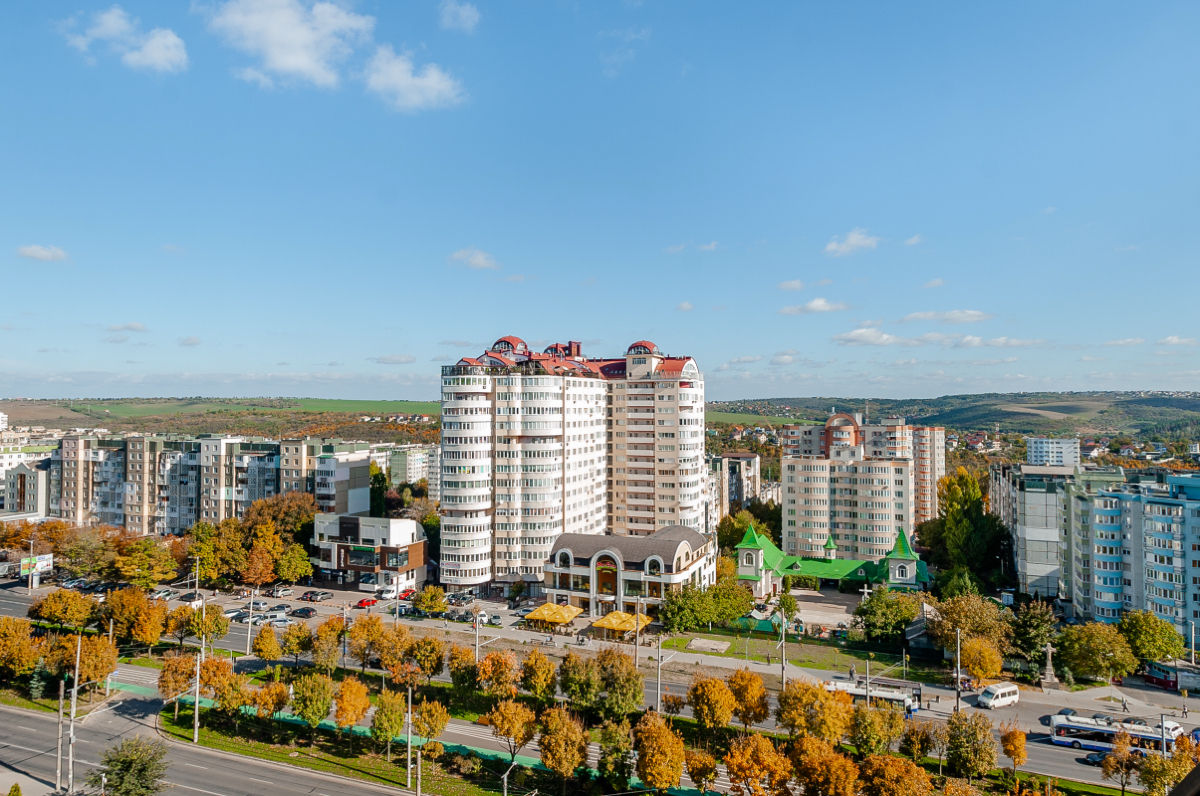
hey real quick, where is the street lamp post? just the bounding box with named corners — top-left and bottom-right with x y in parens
top-left (954, 628), bottom-right (962, 713)
top-left (406, 685), bottom-right (413, 789)
top-left (67, 634), bottom-right (81, 793)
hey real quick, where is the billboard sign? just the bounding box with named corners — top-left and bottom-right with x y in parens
top-left (19, 554), bottom-right (53, 576)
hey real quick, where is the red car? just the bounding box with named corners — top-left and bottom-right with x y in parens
top-left (398, 589), bottom-right (416, 600)
top-left (355, 598), bottom-right (378, 608)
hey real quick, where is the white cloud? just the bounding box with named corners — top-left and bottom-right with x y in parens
top-left (823, 228), bottom-right (879, 257)
top-left (1104, 338), bottom-right (1144, 346)
top-left (664, 243), bottom-right (686, 254)
top-left (449, 248), bottom-right (497, 270)
top-left (369, 354), bottom-right (416, 364)
top-left (777, 279), bottom-right (804, 291)
top-left (599, 27), bottom-right (650, 78)
top-left (65, 5), bottom-right (187, 73)
top-left (676, 301), bottom-right (693, 312)
top-left (17, 244), bottom-right (68, 261)
top-left (122, 28), bottom-right (188, 72)
top-left (178, 336), bottom-right (201, 347)
top-left (697, 241), bottom-right (718, 252)
top-left (905, 234), bottom-right (922, 246)
top-left (237, 67), bottom-right (275, 88)
top-left (834, 327), bottom-right (913, 346)
top-left (902, 310), bottom-right (992, 323)
top-left (1159, 336), bottom-right (1197, 346)
top-left (107, 322), bottom-right (147, 332)
top-left (771, 349), bottom-right (799, 366)
top-left (365, 45), bottom-right (464, 111)
top-left (923, 277), bottom-right (944, 288)
top-left (716, 355), bottom-right (761, 372)
top-left (779, 297), bottom-right (847, 315)
top-left (439, 0), bottom-right (480, 33)
top-left (210, 0), bottom-right (374, 88)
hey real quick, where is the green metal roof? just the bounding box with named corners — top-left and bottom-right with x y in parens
top-left (734, 525), bottom-right (786, 571)
top-left (823, 536), bottom-right (838, 551)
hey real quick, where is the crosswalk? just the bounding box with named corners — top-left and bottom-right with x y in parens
top-left (113, 663), bottom-right (159, 687)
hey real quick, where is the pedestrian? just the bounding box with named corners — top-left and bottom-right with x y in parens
top-left (1184, 704), bottom-right (1190, 719)
top-left (849, 663), bottom-right (857, 681)
top-left (1122, 697), bottom-right (1129, 713)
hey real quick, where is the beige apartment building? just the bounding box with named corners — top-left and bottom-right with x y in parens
top-left (780, 411), bottom-right (944, 526)
top-left (439, 336), bottom-right (705, 593)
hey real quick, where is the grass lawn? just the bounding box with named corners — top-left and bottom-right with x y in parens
top-left (705, 411), bottom-right (798, 426)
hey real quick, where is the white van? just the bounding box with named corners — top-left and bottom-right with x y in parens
top-left (977, 682), bottom-right (1020, 709)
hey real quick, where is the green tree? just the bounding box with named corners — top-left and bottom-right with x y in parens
top-left (597, 720), bottom-right (633, 791)
top-left (1057, 622), bottom-right (1138, 681)
top-left (709, 577), bottom-right (753, 624)
top-left (596, 647), bottom-right (643, 720)
top-left (86, 736), bottom-right (169, 796)
top-left (409, 636), bottom-right (446, 684)
top-left (853, 587), bottom-right (921, 643)
top-left (241, 492), bottom-right (317, 545)
top-left (369, 461), bottom-right (388, 518)
top-left (659, 584), bottom-right (716, 633)
top-left (945, 710), bottom-right (996, 783)
top-left (558, 652), bottom-right (601, 712)
top-left (521, 648), bottom-right (558, 703)
top-left (280, 623), bottom-right (313, 665)
top-left (777, 593), bottom-right (798, 625)
top-left (291, 673), bottom-right (335, 744)
top-left (187, 605), bottom-right (229, 654)
top-left (716, 510), bottom-right (757, 553)
top-left (371, 689), bottom-right (406, 762)
top-left (848, 704), bottom-right (904, 758)
top-left (413, 699), bottom-right (450, 746)
top-left (275, 544), bottom-right (313, 584)
top-left (1118, 610), bottom-right (1185, 662)
top-left (1010, 600), bottom-right (1056, 662)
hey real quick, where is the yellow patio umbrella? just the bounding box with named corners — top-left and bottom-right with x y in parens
top-left (526, 603), bottom-right (583, 624)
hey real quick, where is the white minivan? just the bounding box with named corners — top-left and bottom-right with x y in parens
top-left (977, 682), bottom-right (1020, 709)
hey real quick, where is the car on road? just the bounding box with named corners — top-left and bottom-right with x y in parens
top-left (1084, 752), bottom-right (1106, 766)
top-left (245, 600), bottom-right (269, 611)
top-left (290, 607), bottom-right (317, 619)
top-left (398, 588), bottom-right (416, 600)
top-left (151, 588), bottom-right (178, 601)
top-left (355, 598), bottom-right (378, 609)
top-left (1057, 708), bottom-right (1077, 717)
top-left (1127, 718), bottom-right (1148, 727)
top-left (269, 586), bottom-right (294, 598)
top-left (1092, 713), bottom-right (1113, 724)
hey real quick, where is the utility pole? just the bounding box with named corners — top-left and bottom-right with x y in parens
top-left (192, 649), bottom-right (201, 743)
top-left (634, 594), bottom-right (642, 670)
top-left (1191, 621), bottom-right (1195, 666)
top-left (1161, 713), bottom-right (1170, 757)
top-left (416, 749), bottom-right (422, 796)
top-left (954, 628), bottom-right (962, 713)
top-left (55, 678), bottom-right (64, 792)
top-left (865, 657), bottom-right (871, 708)
top-left (67, 633), bottom-right (81, 793)
top-left (656, 635), bottom-right (663, 711)
top-left (246, 600), bottom-right (254, 658)
top-left (27, 537), bottom-right (35, 594)
top-left (503, 762), bottom-right (516, 796)
top-left (406, 685), bottom-right (413, 789)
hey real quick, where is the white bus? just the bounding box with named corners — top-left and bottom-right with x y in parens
top-left (1049, 715), bottom-right (1183, 754)
top-left (825, 680), bottom-right (920, 713)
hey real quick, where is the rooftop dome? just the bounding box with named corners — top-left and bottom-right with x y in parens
top-left (627, 340), bottom-right (660, 356)
top-left (491, 336), bottom-right (528, 353)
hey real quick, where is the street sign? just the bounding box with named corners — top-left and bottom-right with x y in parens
top-left (19, 554), bottom-right (53, 576)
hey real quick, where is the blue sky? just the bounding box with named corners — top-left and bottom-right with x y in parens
top-left (2, 1), bottom-right (1198, 401)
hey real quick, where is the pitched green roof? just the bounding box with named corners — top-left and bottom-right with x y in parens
top-left (823, 536), bottom-right (838, 551)
top-left (887, 530), bottom-right (919, 561)
top-left (734, 524), bottom-right (786, 570)
top-left (783, 557), bottom-right (865, 580)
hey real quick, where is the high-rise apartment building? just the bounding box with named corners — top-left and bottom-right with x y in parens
top-left (781, 447), bottom-right (914, 561)
top-left (992, 463), bottom-right (1200, 633)
top-left (1026, 437), bottom-right (1081, 467)
top-left (439, 336), bottom-right (704, 592)
top-left (782, 410), bottom-right (940, 528)
top-left (780, 412), bottom-right (944, 526)
top-left (0, 411), bottom-right (7, 431)
top-left (9, 433), bottom-right (398, 535)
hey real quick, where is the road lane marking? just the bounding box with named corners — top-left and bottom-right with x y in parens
top-left (15, 726), bottom-right (36, 733)
top-left (248, 776), bottom-right (272, 784)
top-left (184, 762), bottom-right (205, 768)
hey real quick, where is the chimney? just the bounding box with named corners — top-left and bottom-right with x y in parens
top-left (568, 340), bottom-right (581, 358)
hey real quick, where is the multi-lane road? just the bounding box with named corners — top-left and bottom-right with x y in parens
top-left (0, 579), bottom-right (1159, 789)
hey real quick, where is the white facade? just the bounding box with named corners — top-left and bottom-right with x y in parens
top-left (0, 412), bottom-right (7, 431)
top-left (312, 513), bottom-right (427, 593)
top-left (780, 412), bottom-right (943, 526)
top-left (1026, 437), bottom-right (1081, 467)
top-left (781, 446), bottom-right (914, 561)
top-left (440, 336), bottom-right (705, 592)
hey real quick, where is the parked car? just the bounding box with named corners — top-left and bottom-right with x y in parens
top-left (355, 598), bottom-right (378, 609)
top-left (229, 611), bottom-right (250, 623)
top-left (313, 591), bottom-right (333, 602)
top-left (516, 605), bottom-right (539, 618)
top-left (398, 588), bottom-right (416, 600)
top-left (1092, 713), bottom-right (1113, 724)
top-left (222, 608), bottom-right (243, 618)
top-left (269, 585), bottom-right (294, 598)
top-left (489, 613), bottom-right (503, 626)
top-left (151, 588), bottom-right (177, 601)
top-left (178, 591), bottom-right (204, 607)
top-left (290, 607), bottom-right (317, 619)
top-left (245, 600), bottom-right (269, 611)
top-left (269, 618), bottom-right (294, 628)
top-left (391, 604), bottom-right (411, 617)
top-left (376, 586), bottom-right (398, 599)
top-left (62, 578), bottom-right (88, 589)
top-left (1127, 718), bottom-right (1148, 727)
top-left (269, 604), bottom-right (290, 613)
